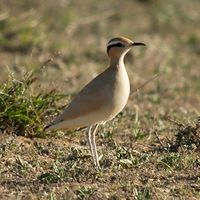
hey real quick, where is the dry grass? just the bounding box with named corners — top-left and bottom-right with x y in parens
top-left (0, 0), bottom-right (200, 199)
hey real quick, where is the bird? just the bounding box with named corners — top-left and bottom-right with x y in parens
top-left (44, 36), bottom-right (145, 169)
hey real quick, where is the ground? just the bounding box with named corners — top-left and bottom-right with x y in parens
top-left (0, 0), bottom-right (200, 199)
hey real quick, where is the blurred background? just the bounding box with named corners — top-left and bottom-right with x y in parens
top-left (0, 0), bottom-right (200, 109)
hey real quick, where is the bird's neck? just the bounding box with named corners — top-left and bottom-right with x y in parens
top-left (109, 54), bottom-right (125, 69)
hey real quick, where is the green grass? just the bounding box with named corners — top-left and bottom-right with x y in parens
top-left (0, 72), bottom-right (63, 137)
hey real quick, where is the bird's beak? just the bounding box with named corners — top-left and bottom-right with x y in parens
top-left (131, 42), bottom-right (146, 46)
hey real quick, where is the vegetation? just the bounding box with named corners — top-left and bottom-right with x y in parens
top-left (0, 0), bottom-right (199, 199)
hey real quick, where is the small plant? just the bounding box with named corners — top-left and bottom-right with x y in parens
top-left (0, 72), bottom-right (64, 137)
top-left (38, 161), bottom-right (66, 184)
top-left (132, 128), bottom-right (146, 140)
top-left (157, 153), bottom-right (181, 170)
top-left (98, 129), bottom-right (113, 139)
top-left (38, 171), bottom-right (62, 184)
top-left (13, 155), bottom-right (30, 177)
top-left (134, 186), bottom-right (152, 200)
top-left (157, 153), bottom-right (199, 171)
top-left (75, 186), bottom-right (96, 200)
top-left (115, 145), bottom-right (149, 169)
top-left (170, 117), bottom-right (200, 151)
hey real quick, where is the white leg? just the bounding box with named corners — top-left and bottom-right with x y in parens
top-left (86, 126), bottom-right (97, 166)
top-left (91, 124), bottom-right (100, 169)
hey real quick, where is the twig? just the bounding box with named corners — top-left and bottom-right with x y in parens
top-left (41, 57), bottom-right (54, 69)
top-left (129, 73), bottom-right (160, 96)
top-left (155, 132), bottom-right (165, 148)
top-left (36, 52), bottom-right (61, 74)
top-left (167, 118), bottom-right (185, 128)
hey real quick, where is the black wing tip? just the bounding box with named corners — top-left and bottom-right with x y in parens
top-left (44, 124), bottom-right (51, 131)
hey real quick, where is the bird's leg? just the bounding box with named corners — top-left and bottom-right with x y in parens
top-left (91, 124), bottom-right (100, 169)
top-left (86, 126), bottom-right (97, 166)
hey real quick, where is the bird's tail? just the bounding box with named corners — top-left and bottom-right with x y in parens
top-left (44, 124), bottom-right (53, 131)
top-left (44, 118), bottom-right (70, 131)
top-left (44, 118), bottom-right (63, 131)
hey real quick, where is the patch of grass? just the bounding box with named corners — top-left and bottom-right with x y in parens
top-left (134, 186), bottom-right (152, 200)
top-left (0, 13), bottom-right (47, 53)
top-left (75, 185), bottom-right (97, 200)
top-left (156, 118), bottom-right (200, 152)
top-left (13, 155), bottom-right (31, 177)
top-left (157, 153), bottom-right (181, 170)
top-left (169, 118), bottom-right (200, 151)
top-left (36, 145), bottom-right (100, 185)
top-left (115, 145), bottom-right (149, 169)
top-left (131, 128), bottom-right (146, 140)
top-left (157, 152), bottom-right (199, 171)
top-left (0, 72), bottom-right (63, 137)
top-left (38, 171), bottom-right (63, 184)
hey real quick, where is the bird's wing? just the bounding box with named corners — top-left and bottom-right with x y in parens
top-left (52, 67), bottom-right (114, 124)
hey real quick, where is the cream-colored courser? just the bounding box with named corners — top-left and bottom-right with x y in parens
top-left (45, 36), bottom-right (145, 168)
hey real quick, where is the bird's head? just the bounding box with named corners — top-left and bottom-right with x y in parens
top-left (107, 36), bottom-right (145, 59)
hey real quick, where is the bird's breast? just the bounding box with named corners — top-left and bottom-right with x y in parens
top-left (113, 67), bottom-right (130, 106)
top-left (103, 66), bottom-right (130, 119)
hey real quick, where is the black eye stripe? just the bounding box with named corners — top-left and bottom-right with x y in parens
top-left (107, 43), bottom-right (125, 53)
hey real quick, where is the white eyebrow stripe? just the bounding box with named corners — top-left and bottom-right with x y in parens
top-left (107, 41), bottom-right (124, 47)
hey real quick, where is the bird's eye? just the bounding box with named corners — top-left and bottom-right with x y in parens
top-left (116, 43), bottom-right (124, 47)
top-left (107, 42), bottom-right (125, 54)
